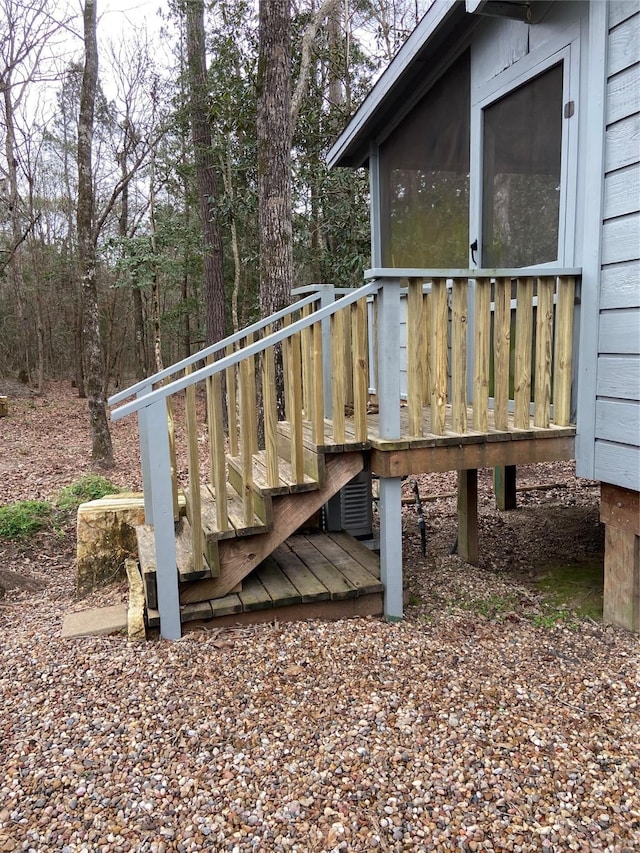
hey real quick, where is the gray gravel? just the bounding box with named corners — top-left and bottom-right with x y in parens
top-left (1, 587), bottom-right (639, 852)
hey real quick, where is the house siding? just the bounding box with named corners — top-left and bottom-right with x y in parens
top-left (594, 0), bottom-right (640, 491)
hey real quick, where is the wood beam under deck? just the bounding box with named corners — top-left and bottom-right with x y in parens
top-left (370, 431), bottom-right (575, 478)
top-left (302, 403), bottom-right (576, 479)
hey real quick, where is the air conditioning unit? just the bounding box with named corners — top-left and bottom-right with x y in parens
top-left (325, 469), bottom-right (373, 540)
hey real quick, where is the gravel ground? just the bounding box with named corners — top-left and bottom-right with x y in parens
top-left (1, 385), bottom-right (639, 852)
top-left (1, 556), bottom-right (639, 852)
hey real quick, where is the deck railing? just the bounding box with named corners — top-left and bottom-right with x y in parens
top-left (110, 267), bottom-right (580, 638)
top-left (363, 267), bottom-right (580, 439)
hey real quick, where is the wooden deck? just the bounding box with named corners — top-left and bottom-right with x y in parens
top-left (281, 404), bottom-right (576, 477)
top-left (146, 532), bottom-right (383, 630)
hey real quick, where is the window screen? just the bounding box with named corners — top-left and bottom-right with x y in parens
top-left (379, 51), bottom-right (470, 268)
top-left (482, 62), bottom-right (563, 268)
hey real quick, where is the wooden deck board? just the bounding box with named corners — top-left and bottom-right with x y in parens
top-left (363, 404), bottom-right (575, 448)
top-left (271, 544), bottom-right (331, 602)
top-left (199, 487), bottom-right (239, 540)
top-left (210, 593), bottom-right (243, 618)
top-left (257, 557), bottom-right (303, 607)
top-left (291, 534), bottom-right (383, 596)
top-left (238, 574), bottom-right (274, 612)
top-left (156, 532), bottom-right (382, 627)
top-left (282, 536), bottom-right (358, 600)
top-left (325, 532), bottom-right (382, 581)
top-left (204, 483), bottom-right (268, 537)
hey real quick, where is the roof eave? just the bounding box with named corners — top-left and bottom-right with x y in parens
top-left (327, 0), bottom-right (464, 169)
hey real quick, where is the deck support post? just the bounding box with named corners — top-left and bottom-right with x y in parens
top-left (137, 383), bottom-right (153, 523)
top-left (379, 477), bottom-right (403, 619)
top-left (457, 468), bottom-right (478, 565)
top-left (601, 484), bottom-right (640, 632)
top-left (377, 276), bottom-right (403, 619)
top-left (494, 465), bottom-right (517, 510)
top-left (146, 399), bottom-right (182, 640)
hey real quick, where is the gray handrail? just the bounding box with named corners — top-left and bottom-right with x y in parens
top-left (108, 291), bottom-right (320, 407)
top-left (365, 266), bottom-right (582, 279)
top-left (111, 280), bottom-right (381, 421)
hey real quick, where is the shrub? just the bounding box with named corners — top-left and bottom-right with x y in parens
top-left (0, 500), bottom-right (52, 539)
top-left (55, 474), bottom-right (120, 512)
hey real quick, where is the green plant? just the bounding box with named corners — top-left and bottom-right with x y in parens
top-left (459, 593), bottom-right (515, 619)
top-left (531, 607), bottom-right (576, 629)
top-left (55, 474), bottom-right (120, 512)
top-left (0, 500), bottom-right (52, 539)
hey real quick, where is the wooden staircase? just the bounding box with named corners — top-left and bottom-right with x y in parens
top-left (109, 271), bottom-right (580, 637)
top-left (135, 422), bottom-right (370, 626)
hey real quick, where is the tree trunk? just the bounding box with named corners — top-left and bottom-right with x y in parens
top-left (77, 0), bottom-right (113, 468)
top-left (258, 0), bottom-right (292, 419)
top-left (2, 74), bottom-right (30, 378)
top-left (184, 0), bottom-right (226, 349)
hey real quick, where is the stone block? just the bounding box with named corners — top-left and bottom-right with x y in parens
top-left (76, 494), bottom-right (145, 597)
top-left (125, 558), bottom-right (146, 642)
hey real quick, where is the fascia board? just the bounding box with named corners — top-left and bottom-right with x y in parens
top-left (327, 0), bottom-right (460, 168)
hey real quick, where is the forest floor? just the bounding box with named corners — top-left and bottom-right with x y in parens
top-left (0, 380), bottom-right (638, 852)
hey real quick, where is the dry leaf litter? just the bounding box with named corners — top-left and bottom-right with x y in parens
top-left (0, 383), bottom-right (639, 852)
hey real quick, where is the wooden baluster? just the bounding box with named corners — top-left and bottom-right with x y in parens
top-left (473, 277), bottom-right (491, 432)
top-left (451, 277), bottom-right (468, 434)
top-left (312, 320), bottom-right (325, 445)
top-left (262, 328), bottom-right (280, 489)
top-left (331, 309), bottom-right (346, 443)
top-left (245, 332), bottom-right (258, 454)
top-left (301, 302), bottom-right (313, 418)
top-left (344, 302), bottom-right (354, 411)
top-left (225, 343), bottom-right (238, 457)
top-left (185, 365), bottom-right (204, 573)
top-left (282, 314), bottom-right (291, 422)
top-left (493, 276), bottom-right (511, 431)
top-left (371, 295), bottom-right (379, 404)
top-left (165, 396), bottom-right (180, 521)
top-left (352, 297), bottom-right (368, 443)
top-left (430, 278), bottom-right (448, 435)
top-left (534, 276), bottom-right (555, 428)
top-left (553, 275), bottom-right (575, 426)
top-left (514, 276), bottom-right (534, 429)
top-left (239, 343), bottom-right (255, 526)
top-left (407, 277), bottom-right (425, 437)
top-left (207, 368), bottom-right (229, 534)
top-left (289, 330), bottom-right (304, 483)
top-left (422, 290), bottom-right (431, 406)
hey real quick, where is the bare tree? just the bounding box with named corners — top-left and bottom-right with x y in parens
top-left (0, 0), bottom-right (73, 379)
top-left (77, 0), bottom-right (113, 467)
top-left (184, 0), bottom-right (226, 349)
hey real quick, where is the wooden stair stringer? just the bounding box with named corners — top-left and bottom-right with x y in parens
top-left (179, 450), bottom-right (365, 604)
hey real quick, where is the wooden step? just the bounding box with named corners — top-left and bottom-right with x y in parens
top-left (146, 531), bottom-right (382, 628)
top-left (227, 450), bottom-right (318, 497)
top-left (184, 481), bottom-right (269, 542)
top-left (179, 451), bottom-right (365, 605)
top-left (275, 424), bottom-right (326, 485)
top-left (136, 517), bottom-right (214, 610)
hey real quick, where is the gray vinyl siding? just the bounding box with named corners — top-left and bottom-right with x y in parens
top-left (593, 0), bottom-right (640, 491)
